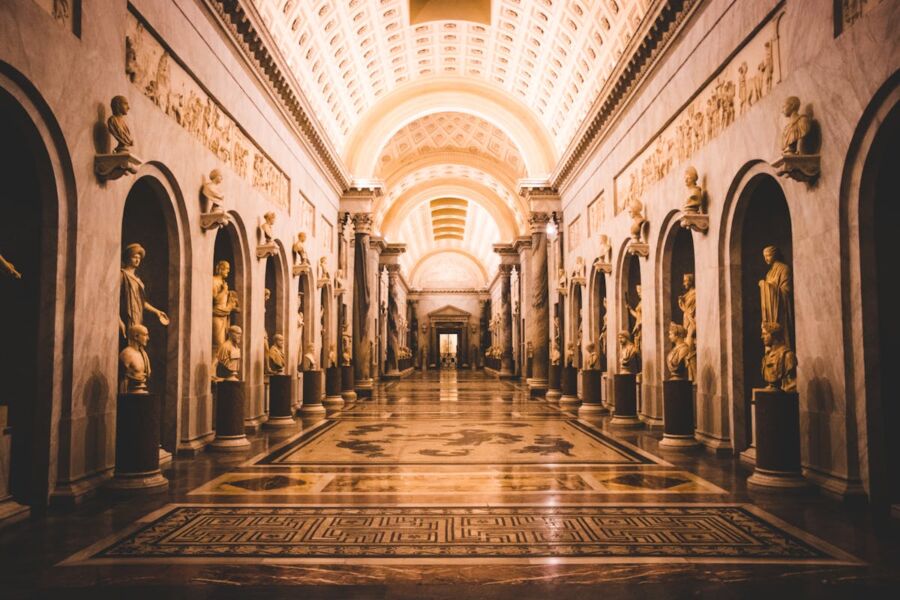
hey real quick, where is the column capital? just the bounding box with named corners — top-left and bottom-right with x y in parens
top-left (492, 242), bottom-right (520, 265)
top-left (351, 212), bottom-right (374, 234)
top-left (519, 181), bottom-right (560, 215)
top-left (498, 263), bottom-right (515, 276)
top-left (341, 182), bottom-right (383, 216)
top-left (385, 263), bottom-right (402, 275)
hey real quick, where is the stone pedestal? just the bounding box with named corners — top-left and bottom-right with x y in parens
top-left (560, 365), bottom-right (579, 407)
top-left (264, 375), bottom-right (294, 428)
top-left (300, 369), bottom-right (326, 415)
top-left (106, 393), bottom-right (169, 492)
top-left (659, 379), bottom-right (700, 449)
top-left (611, 373), bottom-right (642, 427)
top-left (324, 366), bottom-right (344, 410)
top-left (210, 381), bottom-right (251, 452)
top-left (341, 365), bottom-right (357, 402)
top-left (748, 388), bottom-right (807, 490)
top-left (578, 370), bottom-right (606, 416)
top-left (546, 364), bottom-right (562, 403)
top-left (0, 421), bottom-right (30, 527)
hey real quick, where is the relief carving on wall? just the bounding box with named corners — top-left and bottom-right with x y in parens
top-left (614, 15), bottom-right (782, 214)
top-left (125, 12), bottom-right (289, 212)
top-left (837, 0), bottom-right (884, 34)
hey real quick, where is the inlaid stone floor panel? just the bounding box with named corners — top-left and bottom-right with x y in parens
top-left (60, 504), bottom-right (860, 566)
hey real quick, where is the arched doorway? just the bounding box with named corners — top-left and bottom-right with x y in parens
top-left (851, 91), bottom-right (900, 516)
top-left (728, 174), bottom-right (793, 453)
top-left (0, 85), bottom-right (61, 509)
top-left (120, 174), bottom-right (185, 454)
top-left (621, 253), bottom-right (643, 405)
top-left (662, 225), bottom-right (697, 361)
top-left (590, 269), bottom-right (608, 371)
top-left (213, 219), bottom-right (247, 382)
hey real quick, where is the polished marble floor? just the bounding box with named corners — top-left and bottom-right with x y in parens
top-left (1, 371), bottom-right (899, 598)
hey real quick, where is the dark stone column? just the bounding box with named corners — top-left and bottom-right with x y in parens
top-left (499, 264), bottom-right (515, 378)
top-left (578, 370), bottom-right (606, 416)
top-left (747, 388), bottom-right (806, 490)
top-left (351, 213), bottom-right (373, 395)
top-left (265, 374), bottom-right (295, 428)
top-left (660, 379), bottom-right (699, 448)
top-left (385, 264), bottom-right (401, 376)
top-left (210, 381), bottom-right (251, 451)
top-left (300, 369), bottom-right (325, 415)
top-left (107, 393), bottom-right (168, 492)
top-left (611, 373), bottom-right (642, 428)
top-left (528, 213), bottom-right (550, 394)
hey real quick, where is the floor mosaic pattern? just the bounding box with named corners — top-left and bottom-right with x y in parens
top-left (62, 504), bottom-right (860, 565)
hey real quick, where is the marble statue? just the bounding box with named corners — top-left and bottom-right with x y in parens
top-left (201, 169), bottom-right (225, 213)
top-left (678, 273), bottom-right (697, 345)
top-left (683, 166), bottom-right (703, 213)
top-left (215, 325), bottom-right (242, 381)
top-left (598, 235), bottom-right (612, 266)
top-left (341, 319), bottom-right (352, 366)
top-left (301, 342), bottom-right (317, 371)
top-left (334, 268), bottom-right (344, 292)
top-left (266, 333), bottom-right (286, 374)
top-left (585, 341), bottom-right (599, 369)
top-left (628, 196), bottom-right (645, 242)
top-left (557, 267), bottom-right (567, 291)
top-left (758, 245), bottom-right (793, 350)
top-left (120, 243), bottom-right (169, 338)
top-left (628, 285), bottom-right (643, 350)
top-left (260, 212), bottom-right (275, 244)
top-left (599, 298), bottom-right (608, 355)
top-left (550, 338), bottom-right (561, 366)
top-left (119, 324), bottom-right (151, 394)
top-left (781, 96), bottom-right (811, 155)
top-left (565, 342), bottom-right (575, 367)
top-left (572, 256), bottom-right (586, 281)
top-left (107, 95), bottom-right (134, 153)
top-left (327, 343), bottom-right (337, 368)
top-left (296, 309), bottom-right (305, 346)
top-left (212, 260), bottom-right (239, 351)
top-left (618, 331), bottom-right (639, 374)
top-left (666, 322), bottom-right (696, 381)
top-left (761, 322), bottom-right (797, 391)
top-left (318, 256), bottom-right (330, 282)
top-left (1, 253), bottom-right (22, 279)
top-left (292, 232), bottom-right (309, 266)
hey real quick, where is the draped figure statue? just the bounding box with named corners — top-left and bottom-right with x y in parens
top-left (120, 243), bottom-right (169, 338)
top-left (758, 246), bottom-right (793, 350)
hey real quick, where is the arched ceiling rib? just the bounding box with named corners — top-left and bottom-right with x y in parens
top-left (254, 0), bottom-right (647, 165)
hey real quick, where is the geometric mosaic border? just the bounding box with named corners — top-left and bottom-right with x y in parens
top-left (60, 504), bottom-right (862, 566)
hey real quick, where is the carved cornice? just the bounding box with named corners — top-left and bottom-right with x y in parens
top-left (552, 0), bottom-right (701, 188)
top-left (207, 0), bottom-right (351, 191)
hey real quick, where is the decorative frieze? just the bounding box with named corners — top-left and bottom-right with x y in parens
top-left (614, 13), bottom-right (783, 214)
top-left (125, 11), bottom-right (289, 212)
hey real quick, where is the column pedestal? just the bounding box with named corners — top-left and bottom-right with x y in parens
top-left (107, 393), bottom-right (169, 491)
top-left (0, 422), bottom-right (29, 527)
top-left (341, 365), bottom-right (357, 402)
top-left (560, 365), bottom-right (579, 407)
top-left (748, 388), bottom-right (807, 490)
top-left (546, 364), bottom-right (561, 403)
top-left (611, 373), bottom-right (642, 427)
top-left (324, 366), bottom-right (344, 410)
top-left (578, 370), bottom-right (606, 416)
top-left (264, 375), bottom-right (294, 428)
top-left (659, 379), bottom-right (699, 449)
top-left (355, 379), bottom-right (373, 399)
top-left (527, 378), bottom-right (548, 398)
top-left (300, 370), bottom-right (326, 415)
top-left (210, 381), bottom-right (251, 452)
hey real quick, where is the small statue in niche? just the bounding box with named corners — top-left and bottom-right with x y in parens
top-left (215, 325), bottom-right (242, 381)
top-left (212, 260), bottom-right (239, 352)
top-left (292, 232), bottom-right (310, 266)
top-left (327, 343), bottom-right (337, 368)
top-left (618, 330), bottom-right (639, 374)
top-left (758, 245), bottom-right (793, 350)
top-left (781, 96), bottom-right (811, 155)
top-left (341, 320), bottom-right (352, 366)
top-left (557, 267), bottom-right (567, 292)
top-left (761, 322), bottom-right (797, 392)
top-left (201, 169), bottom-right (226, 214)
top-left (627, 285), bottom-right (643, 350)
top-left (260, 212), bottom-right (275, 244)
top-left (107, 96), bottom-right (134, 153)
top-left (301, 342), bottom-right (317, 371)
top-left (526, 340), bottom-right (534, 359)
top-left (296, 309), bottom-right (305, 346)
top-left (1, 253), bottom-right (22, 279)
top-left (318, 256), bottom-right (330, 283)
top-left (666, 322), bottom-right (696, 381)
top-left (565, 342), bottom-right (576, 367)
top-left (599, 297), bottom-right (608, 355)
top-left (627, 196), bottom-right (645, 242)
top-left (678, 273), bottom-right (697, 345)
top-left (334, 269), bottom-right (345, 292)
top-left (585, 341), bottom-right (599, 370)
top-left (119, 324), bottom-right (151, 394)
top-left (598, 235), bottom-right (612, 268)
top-left (683, 167), bottom-right (704, 214)
top-left (571, 256), bottom-right (586, 281)
top-left (120, 243), bottom-right (169, 338)
top-left (267, 334), bottom-right (286, 375)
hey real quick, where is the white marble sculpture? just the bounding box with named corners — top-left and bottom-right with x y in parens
top-left (571, 256), bottom-right (586, 283)
top-left (666, 322), bottom-right (696, 381)
top-left (761, 322), bottom-right (797, 392)
top-left (759, 245), bottom-right (793, 350)
top-left (683, 166), bottom-right (704, 214)
top-left (120, 243), bottom-right (169, 338)
top-left (618, 331), bottom-right (639, 374)
top-left (201, 169), bottom-right (225, 213)
top-left (215, 325), bottom-right (242, 381)
top-left (317, 256), bottom-right (330, 285)
top-left (107, 95), bottom-right (134, 153)
top-left (119, 324), bottom-right (151, 394)
top-left (267, 333), bottom-right (286, 375)
top-left (212, 260), bottom-right (239, 352)
top-left (301, 342), bottom-right (317, 371)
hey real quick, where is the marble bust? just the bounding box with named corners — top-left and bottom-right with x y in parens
top-left (301, 342), bottom-right (318, 371)
top-left (260, 212), bottom-right (275, 244)
top-left (119, 324), bottom-right (151, 394)
top-left (683, 166), bottom-right (703, 213)
top-left (781, 96), bottom-right (811, 155)
top-left (666, 322), bottom-right (696, 381)
top-left (761, 322), bottom-right (797, 392)
top-left (585, 342), bottom-right (599, 370)
top-left (618, 331), bottom-right (639, 374)
top-left (318, 256), bottom-right (330, 282)
top-left (215, 325), bottom-right (242, 381)
top-left (201, 169), bottom-right (225, 213)
top-left (292, 232), bottom-right (309, 266)
top-left (266, 333), bottom-right (286, 375)
top-left (107, 95), bottom-right (134, 153)
top-left (571, 256), bottom-right (586, 281)
top-left (628, 196), bottom-right (645, 242)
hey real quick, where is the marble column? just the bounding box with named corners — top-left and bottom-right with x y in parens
top-left (351, 213), bottom-right (373, 395)
top-left (385, 264), bottom-right (401, 376)
top-left (528, 212), bottom-right (550, 393)
top-left (499, 264), bottom-right (515, 378)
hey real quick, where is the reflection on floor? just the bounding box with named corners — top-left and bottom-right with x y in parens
top-left (2, 371), bottom-right (897, 597)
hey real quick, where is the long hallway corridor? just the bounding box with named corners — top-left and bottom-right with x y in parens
top-left (3, 371), bottom-right (896, 598)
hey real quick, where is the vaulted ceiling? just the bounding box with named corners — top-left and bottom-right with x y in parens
top-left (252, 0), bottom-right (649, 288)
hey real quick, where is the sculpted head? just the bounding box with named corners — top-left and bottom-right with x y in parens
top-left (683, 273), bottom-right (694, 290)
top-left (761, 322), bottom-right (784, 346)
top-left (264, 211), bottom-right (275, 225)
top-left (209, 169), bottom-right (223, 184)
top-left (783, 96), bottom-right (800, 117)
top-left (668, 322), bottom-right (687, 344)
top-left (215, 260), bottom-right (231, 277)
top-left (306, 342), bottom-right (315, 354)
top-left (298, 232), bottom-right (306, 242)
top-left (123, 243), bottom-right (145, 268)
top-left (264, 288), bottom-right (271, 303)
top-left (684, 166), bottom-right (698, 186)
top-left (227, 325), bottom-right (242, 345)
top-left (111, 95), bottom-right (130, 116)
top-left (273, 334), bottom-right (284, 348)
top-left (618, 330), bottom-right (632, 345)
top-left (762, 245), bottom-right (780, 265)
top-left (128, 324), bottom-right (149, 348)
